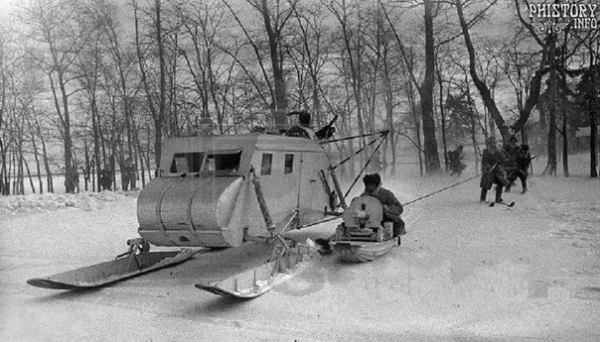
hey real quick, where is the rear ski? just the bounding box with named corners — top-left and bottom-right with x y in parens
top-left (195, 238), bottom-right (310, 299)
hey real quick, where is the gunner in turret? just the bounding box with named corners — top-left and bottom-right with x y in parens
top-left (297, 111), bottom-right (317, 140)
top-left (285, 111), bottom-right (336, 140)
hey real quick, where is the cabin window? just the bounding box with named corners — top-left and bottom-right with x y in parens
top-left (284, 154), bottom-right (294, 174)
top-left (261, 153), bottom-right (272, 175)
top-left (170, 152), bottom-right (204, 173)
top-left (203, 151), bottom-right (242, 173)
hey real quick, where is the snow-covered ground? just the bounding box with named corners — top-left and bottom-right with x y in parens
top-left (1, 155), bottom-right (599, 341)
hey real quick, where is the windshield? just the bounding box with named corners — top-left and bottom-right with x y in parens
top-left (202, 152), bottom-right (242, 173)
top-left (170, 152), bottom-right (204, 174)
top-left (168, 151), bottom-right (241, 175)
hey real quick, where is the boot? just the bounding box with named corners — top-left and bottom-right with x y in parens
top-left (315, 238), bottom-right (332, 255)
top-left (521, 179), bottom-right (527, 194)
top-left (480, 188), bottom-right (487, 202)
top-left (495, 185), bottom-right (504, 203)
top-left (395, 220), bottom-right (407, 236)
top-left (315, 238), bottom-right (331, 250)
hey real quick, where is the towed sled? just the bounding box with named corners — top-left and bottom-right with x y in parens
top-left (329, 196), bottom-right (398, 263)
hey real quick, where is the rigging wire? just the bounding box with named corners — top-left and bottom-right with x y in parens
top-left (342, 132), bottom-right (388, 200)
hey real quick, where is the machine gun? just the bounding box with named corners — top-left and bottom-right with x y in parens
top-left (316, 114), bottom-right (338, 140)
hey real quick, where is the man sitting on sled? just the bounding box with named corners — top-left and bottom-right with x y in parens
top-left (316, 173), bottom-right (405, 251)
top-left (361, 173), bottom-right (406, 238)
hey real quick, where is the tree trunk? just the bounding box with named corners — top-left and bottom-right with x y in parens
top-left (24, 158), bottom-right (35, 194)
top-left (591, 113), bottom-right (598, 178)
top-left (437, 63), bottom-right (448, 172)
top-left (419, 0), bottom-right (441, 174)
top-left (91, 94), bottom-right (101, 192)
top-left (383, 62), bottom-right (397, 176)
top-left (133, 0), bottom-right (163, 170)
top-left (456, 0), bottom-right (510, 143)
top-left (561, 47), bottom-right (569, 178)
top-left (0, 138), bottom-right (6, 195)
top-left (155, 0), bottom-right (166, 166)
top-left (407, 80), bottom-right (424, 177)
top-left (260, 0), bottom-right (287, 130)
top-left (35, 119), bottom-right (53, 193)
top-left (26, 113), bottom-right (44, 194)
top-left (590, 44), bottom-right (598, 178)
top-left (542, 34), bottom-right (558, 176)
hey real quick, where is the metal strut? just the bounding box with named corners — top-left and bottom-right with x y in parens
top-left (329, 167), bottom-right (348, 209)
top-left (250, 166), bottom-right (275, 236)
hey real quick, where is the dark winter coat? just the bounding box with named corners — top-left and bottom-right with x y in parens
top-left (503, 144), bottom-right (520, 181)
top-left (516, 149), bottom-right (532, 175)
top-left (480, 148), bottom-right (509, 190)
top-left (503, 144), bottom-right (519, 168)
top-left (362, 186), bottom-right (403, 219)
top-left (447, 149), bottom-right (466, 174)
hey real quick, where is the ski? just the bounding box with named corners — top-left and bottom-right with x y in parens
top-left (488, 201), bottom-right (515, 207)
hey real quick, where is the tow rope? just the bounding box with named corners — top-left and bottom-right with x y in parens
top-left (402, 173), bottom-right (480, 206)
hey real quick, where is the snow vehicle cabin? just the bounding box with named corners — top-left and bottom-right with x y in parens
top-left (137, 133), bottom-right (333, 248)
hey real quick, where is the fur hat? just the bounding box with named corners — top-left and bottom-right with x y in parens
top-left (363, 173), bottom-right (381, 186)
top-left (298, 111), bottom-right (311, 125)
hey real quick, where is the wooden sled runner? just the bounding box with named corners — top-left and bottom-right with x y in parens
top-left (329, 196), bottom-right (399, 263)
top-left (27, 239), bottom-right (197, 290)
top-left (330, 238), bottom-right (398, 263)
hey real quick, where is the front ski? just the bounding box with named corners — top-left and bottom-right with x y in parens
top-left (488, 201), bottom-right (515, 207)
top-left (27, 248), bottom-right (197, 290)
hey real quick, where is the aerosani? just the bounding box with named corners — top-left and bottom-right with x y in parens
top-left (26, 112), bottom-right (394, 298)
top-left (528, 2), bottom-right (598, 30)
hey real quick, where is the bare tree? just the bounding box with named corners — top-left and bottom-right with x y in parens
top-left (286, 1), bottom-right (332, 122)
top-left (0, 21), bottom-right (11, 195)
top-left (22, 0), bottom-right (95, 193)
top-left (455, 0), bottom-right (515, 146)
top-left (133, 0), bottom-right (168, 169)
top-left (221, 0), bottom-right (296, 130)
top-left (326, 0), bottom-right (368, 169)
top-left (379, 0), bottom-right (441, 174)
top-left (174, 0), bottom-right (234, 134)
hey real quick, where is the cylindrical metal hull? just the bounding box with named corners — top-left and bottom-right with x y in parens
top-left (137, 176), bottom-right (244, 247)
